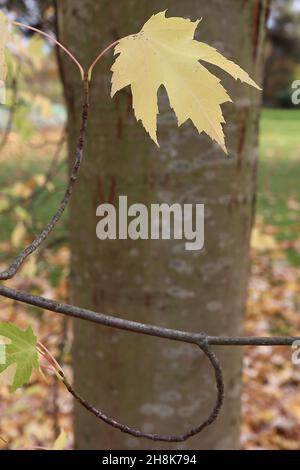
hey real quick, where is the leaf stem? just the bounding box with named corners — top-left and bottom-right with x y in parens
top-left (12, 21), bottom-right (85, 80)
top-left (37, 341), bottom-right (64, 376)
top-left (87, 40), bottom-right (120, 80)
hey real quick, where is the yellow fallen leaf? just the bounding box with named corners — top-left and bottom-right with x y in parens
top-left (34, 174), bottom-right (46, 186)
top-left (22, 256), bottom-right (37, 279)
top-left (251, 227), bottom-right (278, 252)
top-left (6, 181), bottom-right (32, 198)
top-left (11, 221), bottom-right (26, 248)
top-left (33, 94), bottom-right (54, 119)
top-left (52, 430), bottom-right (67, 450)
top-left (111, 11), bottom-right (260, 153)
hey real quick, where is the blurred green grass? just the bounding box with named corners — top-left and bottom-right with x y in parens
top-left (258, 108), bottom-right (300, 265)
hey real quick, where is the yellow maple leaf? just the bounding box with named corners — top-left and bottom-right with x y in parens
top-left (111, 11), bottom-right (261, 153)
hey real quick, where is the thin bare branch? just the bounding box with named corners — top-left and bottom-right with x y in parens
top-left (0, 284), bottom-right (299, 347)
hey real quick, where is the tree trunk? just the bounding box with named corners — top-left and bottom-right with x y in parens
top-left (57, 0), bottom-right (267, 450)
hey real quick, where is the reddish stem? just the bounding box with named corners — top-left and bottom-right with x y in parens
top-left (37, 341), bottom-right (64, 376)
top-left (12, 21), bottom-right (85, 80)
top-left (88, 40), bottom-right (120, 80)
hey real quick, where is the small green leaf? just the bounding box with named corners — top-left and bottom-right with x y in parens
top-left (0, 323), bottom-right (39, 391)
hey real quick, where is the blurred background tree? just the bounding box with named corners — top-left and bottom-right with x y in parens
top-left (264, 0), bottom-right (300, 106)
top-left (0, 0), bottom-right (54, 31)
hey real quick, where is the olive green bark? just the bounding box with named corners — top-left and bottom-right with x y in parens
top-left (57, 0), bottom-right (267, 450)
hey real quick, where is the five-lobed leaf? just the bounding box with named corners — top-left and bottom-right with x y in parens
top-left (111, 11), bottom-right (261, 153)
top-left (0, 323), bottom-right (39, 391)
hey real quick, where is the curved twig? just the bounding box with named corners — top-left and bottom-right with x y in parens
top-left (61, 340), bottom-right (224, 442)
top-left (0, 80), bottom-right (89, 280)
